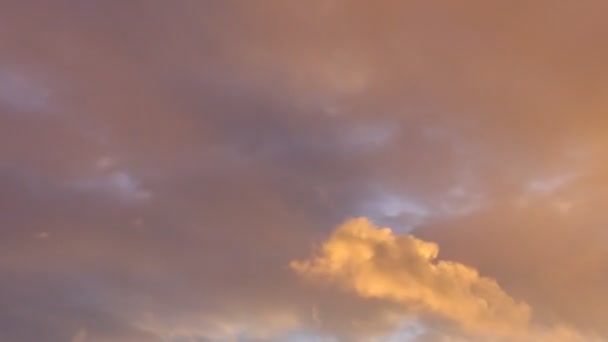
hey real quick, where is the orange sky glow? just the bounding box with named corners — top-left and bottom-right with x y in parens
top-left (1, 2), bottom-right (608, 341)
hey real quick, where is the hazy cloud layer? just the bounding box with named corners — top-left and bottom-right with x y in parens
top-left (1, 1), bottom-right (608, 341)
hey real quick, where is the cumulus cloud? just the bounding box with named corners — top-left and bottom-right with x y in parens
top-left (417, 198), bottom-right (608, 340)
top-left (291, 218), bottom-right (531, 338)
top-left (292, 218), bottom-right (604, 341)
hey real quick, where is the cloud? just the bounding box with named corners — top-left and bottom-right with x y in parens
top-left (2, 1), bottom-right (608, 341)
top-left (291, 218), bottom-right (531, 338)
top-left (292, 218), bottom-right (607, 341)
top-left (417, 198), bottom-right (608, 339)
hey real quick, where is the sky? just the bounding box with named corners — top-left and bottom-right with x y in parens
top-left (1, 1), bottom-right (608, 341)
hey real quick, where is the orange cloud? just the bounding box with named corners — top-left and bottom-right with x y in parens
top-left (291, 217), bottom-right (532, 338)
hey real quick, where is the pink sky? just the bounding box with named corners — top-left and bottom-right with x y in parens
top-left (1, 1), bottom-right (608, 341)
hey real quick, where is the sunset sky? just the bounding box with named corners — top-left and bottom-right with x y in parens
top-left (2, 1), bottom-right (608, 341)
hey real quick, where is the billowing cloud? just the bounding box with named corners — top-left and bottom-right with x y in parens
top-left (417, 197), bottom-right (608, 340)
top-left (292, 218), bottom-right (605, 342)
top-left (292, 218), bottom-right (530, 338)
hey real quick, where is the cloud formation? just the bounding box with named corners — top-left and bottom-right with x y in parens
top-left (292, 218), bottom-right (530, 338)
top-left (1, 1), bottom-right (608, 341)
top-left (292, 218), bottom-right (604, 342)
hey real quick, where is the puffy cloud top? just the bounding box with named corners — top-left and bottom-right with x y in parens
top-left (292, 218), bottom-right (531, 338)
